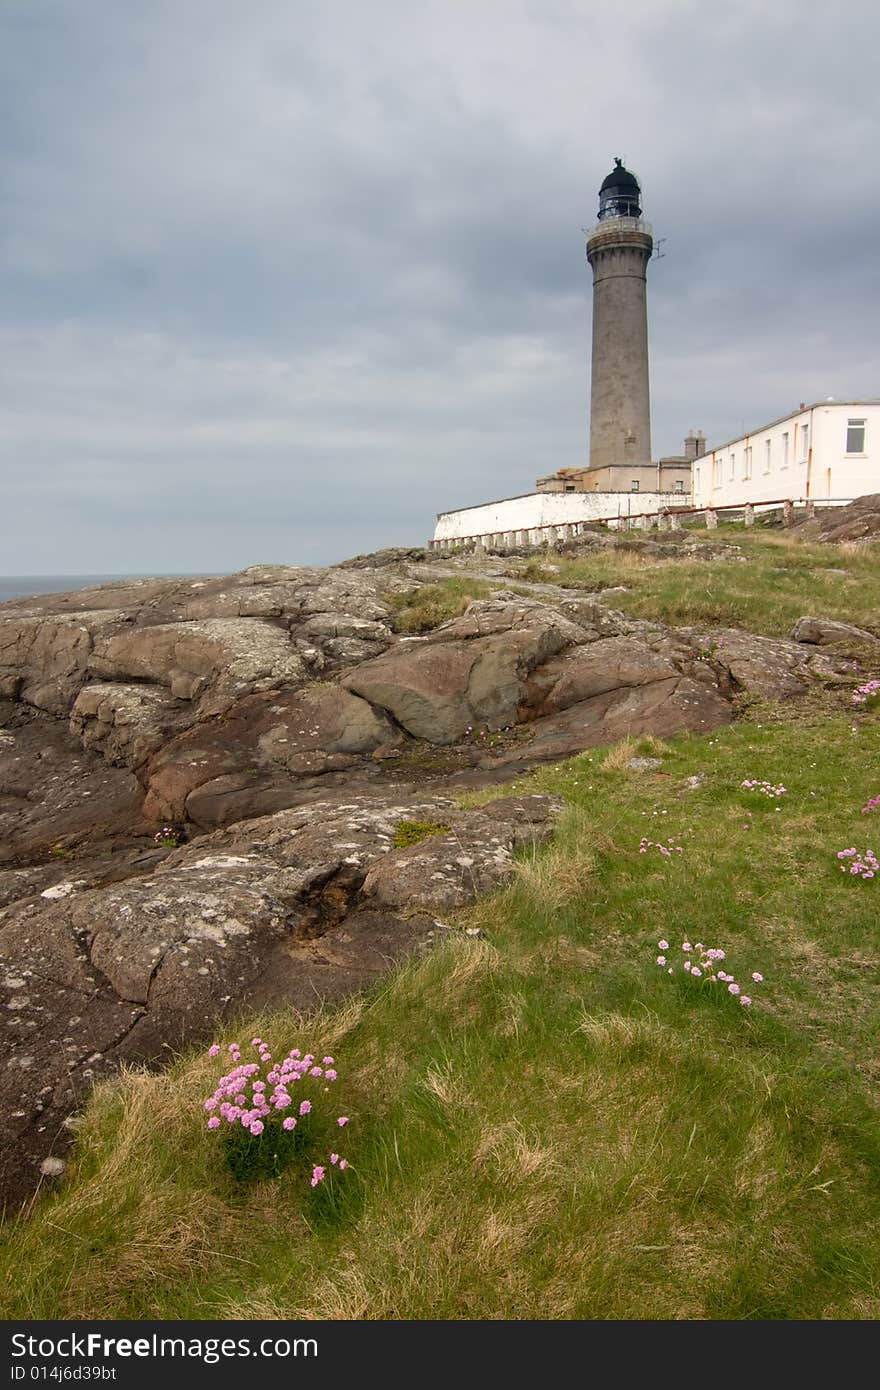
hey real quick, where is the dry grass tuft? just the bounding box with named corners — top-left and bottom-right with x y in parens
top-left (290, 1266), bottom-right (375, 1321)
top-left (421, 1060), bottom-right (472, 1109)
top-left (475, 1120), bottom-right (557, 1182)
top-left (600, 734), bottom-right (672, 771)
top-left (513, 839), bottom-right (597, 912)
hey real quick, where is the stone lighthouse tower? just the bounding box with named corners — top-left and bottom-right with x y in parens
top-left (586, 158), bottom-right (653, 481)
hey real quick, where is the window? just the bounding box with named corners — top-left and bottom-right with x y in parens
top-left (800, 424), bottom-right (809, 462)
top-left (694, 466), bottom-right (701, 491)
top-left (713, 458), bottom-right (722, 486)
top-left (630, 480), bottom-right (640, 492)
top-left (728, 454), bottom-right (735, 481)
top-left (742, 447), bottom-right (752, 480)
top-left (847, 418), bottom-right (866, 453)
top-left (782, 432), bottom-right (789, 469)
top-left (764, 439), bottom-right (772, 473)
top-left (674, 479), bottom-right (684, 493)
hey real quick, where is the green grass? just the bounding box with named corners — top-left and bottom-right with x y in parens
top-left (392, 819), bottom-right (451, 848)
top-left (505, 527), bottom-right (880, 637)
top-left (4, 711), bottom-right (880, 1320)
top-left (386, 577), bottom-right (498, 632)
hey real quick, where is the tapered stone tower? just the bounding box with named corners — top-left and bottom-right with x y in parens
top-left (586, 158), bottom-right (653, 477)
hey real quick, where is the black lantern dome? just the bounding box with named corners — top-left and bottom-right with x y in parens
top-left (597, 157), bottom-right (642, 220)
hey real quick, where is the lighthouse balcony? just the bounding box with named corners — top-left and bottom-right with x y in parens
top-left (586, 216), bottom-right (653, 241)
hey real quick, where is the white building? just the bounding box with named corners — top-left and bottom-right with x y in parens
top-left (691, 400), bottom-right (880, 510)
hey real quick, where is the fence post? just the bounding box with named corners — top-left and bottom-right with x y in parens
top-left (783, 500), bottom-right (794, 527)
top-left (705, 509), bottom-right (718, 530)
top-left (744, 503), bottom-right (754, 527)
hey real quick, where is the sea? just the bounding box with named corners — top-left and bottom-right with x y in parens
top-left (0, 574), bottom-right (204, 604)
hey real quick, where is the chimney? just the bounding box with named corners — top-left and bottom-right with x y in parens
top-left (684, 430), bottom-right (707, 461)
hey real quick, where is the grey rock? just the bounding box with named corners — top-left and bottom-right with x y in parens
top-left (790, 616), bottom-right (879, 645)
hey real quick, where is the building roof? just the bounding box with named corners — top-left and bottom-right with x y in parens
top-left (694, 400), bottom-right (880, 460)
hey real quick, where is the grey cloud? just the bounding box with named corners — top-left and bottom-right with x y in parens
top-left (1, 0), bottom-right (878, 571)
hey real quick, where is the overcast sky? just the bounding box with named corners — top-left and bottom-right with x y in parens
top-left (1, 0), bottom-right (878, 573)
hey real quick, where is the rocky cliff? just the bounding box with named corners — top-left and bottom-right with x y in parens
top-left (0, 547), bottom-right (856, 1201)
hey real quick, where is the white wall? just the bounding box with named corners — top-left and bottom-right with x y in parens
top-left (691, 402), bottom-right (880, 508)
top-left (432, 490), bottom-right (682, 543)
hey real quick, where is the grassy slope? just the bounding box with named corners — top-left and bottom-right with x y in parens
top-left (505, 524), bottom-right (880, 637)
top-left (3, 533), bottom-right (880, 1321)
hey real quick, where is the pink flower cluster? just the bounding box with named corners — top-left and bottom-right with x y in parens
top-left (852, 680), bottom-right (880, 705)
top-left (203, 1038), bottom-right (350, 1178)
top-left (861, 794), bottom-right (880, 815)
top-left (741, 779), bottom-right (787, 797)
top-left (656, 939), bottom-right (761, 1007)
top-left (311, 1152), bottom-right (348, 1187)
top-left (837, 847), bottom-right (878, 879)
top-left (639, 836), bottom-right (684, 857)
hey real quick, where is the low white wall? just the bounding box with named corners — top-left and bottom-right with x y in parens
top-left (432, 490), bottom-right (682, 543)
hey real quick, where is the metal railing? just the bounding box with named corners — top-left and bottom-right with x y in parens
top-left (585, 217), bottom-right (653, 240)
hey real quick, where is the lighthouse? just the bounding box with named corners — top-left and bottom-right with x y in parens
top-left (585, 158), bottom-right (653, 484)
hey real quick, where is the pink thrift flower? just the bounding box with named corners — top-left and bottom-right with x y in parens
top-left (207, 1116), bottom-right (220, 1130)
top-left (691, 967), bottom-right (702, 978)
top-left (657, 955), bottom-right (667, 966)
top-left (299, 1100), bottom-right (312, 1116)
top-left (752, 972), bottom-right (764, 982)
top-left (682, 942), bottom-right (692, 952)
top-left (339, 1159), bottom-right (348, 1170)
top-left (325, 1069), bottom-right (337, 1081)
top-left (311, 1166), bottom-right (325, 1187)
top-left (658, 940), bottom-right (669, 951)
top-left (322, 1057), bottom-right (335, 1066)
top-left (228, 1043), bottom-right (239, 1054)
top-left (728, 982), bottom-right (741, 995)
top-left (282, 1116), bottom-right (297, 1131)
top-left (337, 1116), bottom-right (349, 1127)
top-left (330, 1153), bottom-right (339, 1165)
top-left (740, 996), bottom-right (752, 1006)
top-left (251, 1037), bottom-right (262, 1047)
top-left (208, 1044), bottom-right (220, 1057)
top-left (204, 1098), bottom-right (217, 1111)
top-left (310, 1067), bottom-right (323, 1077)
top-left (250, 1121), bottom-right (264, 1136)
